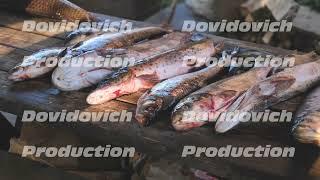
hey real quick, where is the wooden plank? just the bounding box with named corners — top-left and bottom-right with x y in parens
top-left (9, 123), bottom-right (125, 171)
top-left (0, 45), bottom-right (30, 72)
top-left (0, 11), bottom-right (153, 41)
top-left (0, 26), bottom-right (64, 52)
top-left (0, 11), bottom-right (66, 39)
top-left (0, 151), bottom-right (87, 180)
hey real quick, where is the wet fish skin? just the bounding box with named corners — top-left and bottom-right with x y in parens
top-left (52, 50), bottom-right (113, 91)
top-left (215, 59), bottom-right (320, 133)
top-left (64, 28), bottom-right (108, 46)
top-left (227, 48), bottom-right (272, 75)
top-left (292, 86), bottom-right (320, 146)
top-left (228, 50), bottom-right (318, 75)
top-left (53, 32), bottom-right (193, 91)
top-left (1, 0), bottom-right (95, 21)
top-left (135, 65), bottom-right (223, 126)
top-left (8, 48), bottom-right (64, 81)
top-left (87, 39), bottom-right (220, 105)
top-left (171, 67), bottom-right (272, 131)
top-left (62, 27), bottom-right (169, 58)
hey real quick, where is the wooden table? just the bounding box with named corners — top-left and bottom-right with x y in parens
top-left (0, 10), bottom-right (318, 180)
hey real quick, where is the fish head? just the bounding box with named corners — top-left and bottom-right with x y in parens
top-left (9, 48), bottom-right (63, 81)
top-left (135, 93), bottom-right (164, 126)
top-left (293, 112), bottom-right (320, 146)
top-left (171, 93), bottom-right (211, 131)
top-left (8, 59), bottom-right (49, 81)
top-left (8, 66), bottom-right (30, 81)
top-left (172, 90), bottom-right (239, 131)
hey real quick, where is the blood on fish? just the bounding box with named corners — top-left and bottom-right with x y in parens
top-left (200, 98), bottom-right (216, 110)
top-left (113, 90), bottom-right (121, 97)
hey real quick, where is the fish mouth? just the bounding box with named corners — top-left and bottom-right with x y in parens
top-left (8, 74), bottom-right (26, 82)
top-left (172, 120), bottom-right (207, 131)
top-left (8, 67), bottom-right (28, 81)
top-left (135, 114), bottom-right (148, 126)
top-left (135, 99), bottom-right (162, 126)
top-left (86, 86), bottom-right (121, 105)
top-left (171, 105), bottom-right (208, 131)
top-left (293, 114), bottom-right (320, 146)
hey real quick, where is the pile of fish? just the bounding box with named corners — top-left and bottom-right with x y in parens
top-left (9, 24), bottom-right (320, 147)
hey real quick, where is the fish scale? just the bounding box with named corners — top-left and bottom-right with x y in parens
top-left (87, 39), bottom-right (220, 105)
top-left (1, 0), bottom-right (95, 21)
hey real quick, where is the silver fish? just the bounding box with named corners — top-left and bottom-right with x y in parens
top-left (215, 59), bottom-right (320, 133)
top-left (61, 27), bottom-right (169, 58)
top-left (8, 48), bottom-right (64, 81)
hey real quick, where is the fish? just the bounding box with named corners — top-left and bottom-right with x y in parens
top-left (228, 50), bottom-right (318, 75)
top-left (215, 59), bottom-right (320, 133)
top-left (171, 67), bottom-right (272, 131)
top-left (292, 86), bottom-right (320, 146)
top-left (135, 65), bottom-right (223, 126)
top-left (61, 27), bottom-right (169, 58)
top-left (8, 47), bottom-right (64, 81)
top-left (0, 0), bottom-right (96, 21)
top-left (227, 48), bottom-right (272, 75)
top-left (52, 32), bottom-right (194, 91)
top-left (64, 28), bottom-right (109, 46)
top-left (86, 39), bottom-right (221, 105)
top-left (52, 50), bottom-right (113, 91)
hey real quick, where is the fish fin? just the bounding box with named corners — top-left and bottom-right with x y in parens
top-left (214, 41), bottom-right (224, 54)
top-left (215, 75), bottom-right (296, 133)
top-left (288, 51), bottom-right (319, 66)
top-left (235, 75), bottom-right (296, 113)
top-left (137, 72), bottom-right (160, 85)
top-left (255, 75), bottom-right (296, 97)
top-left (96, 48), bottom-right (126, 57)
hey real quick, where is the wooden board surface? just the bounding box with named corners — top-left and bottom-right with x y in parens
top-left (0, 10), bottom-right (318, 180)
